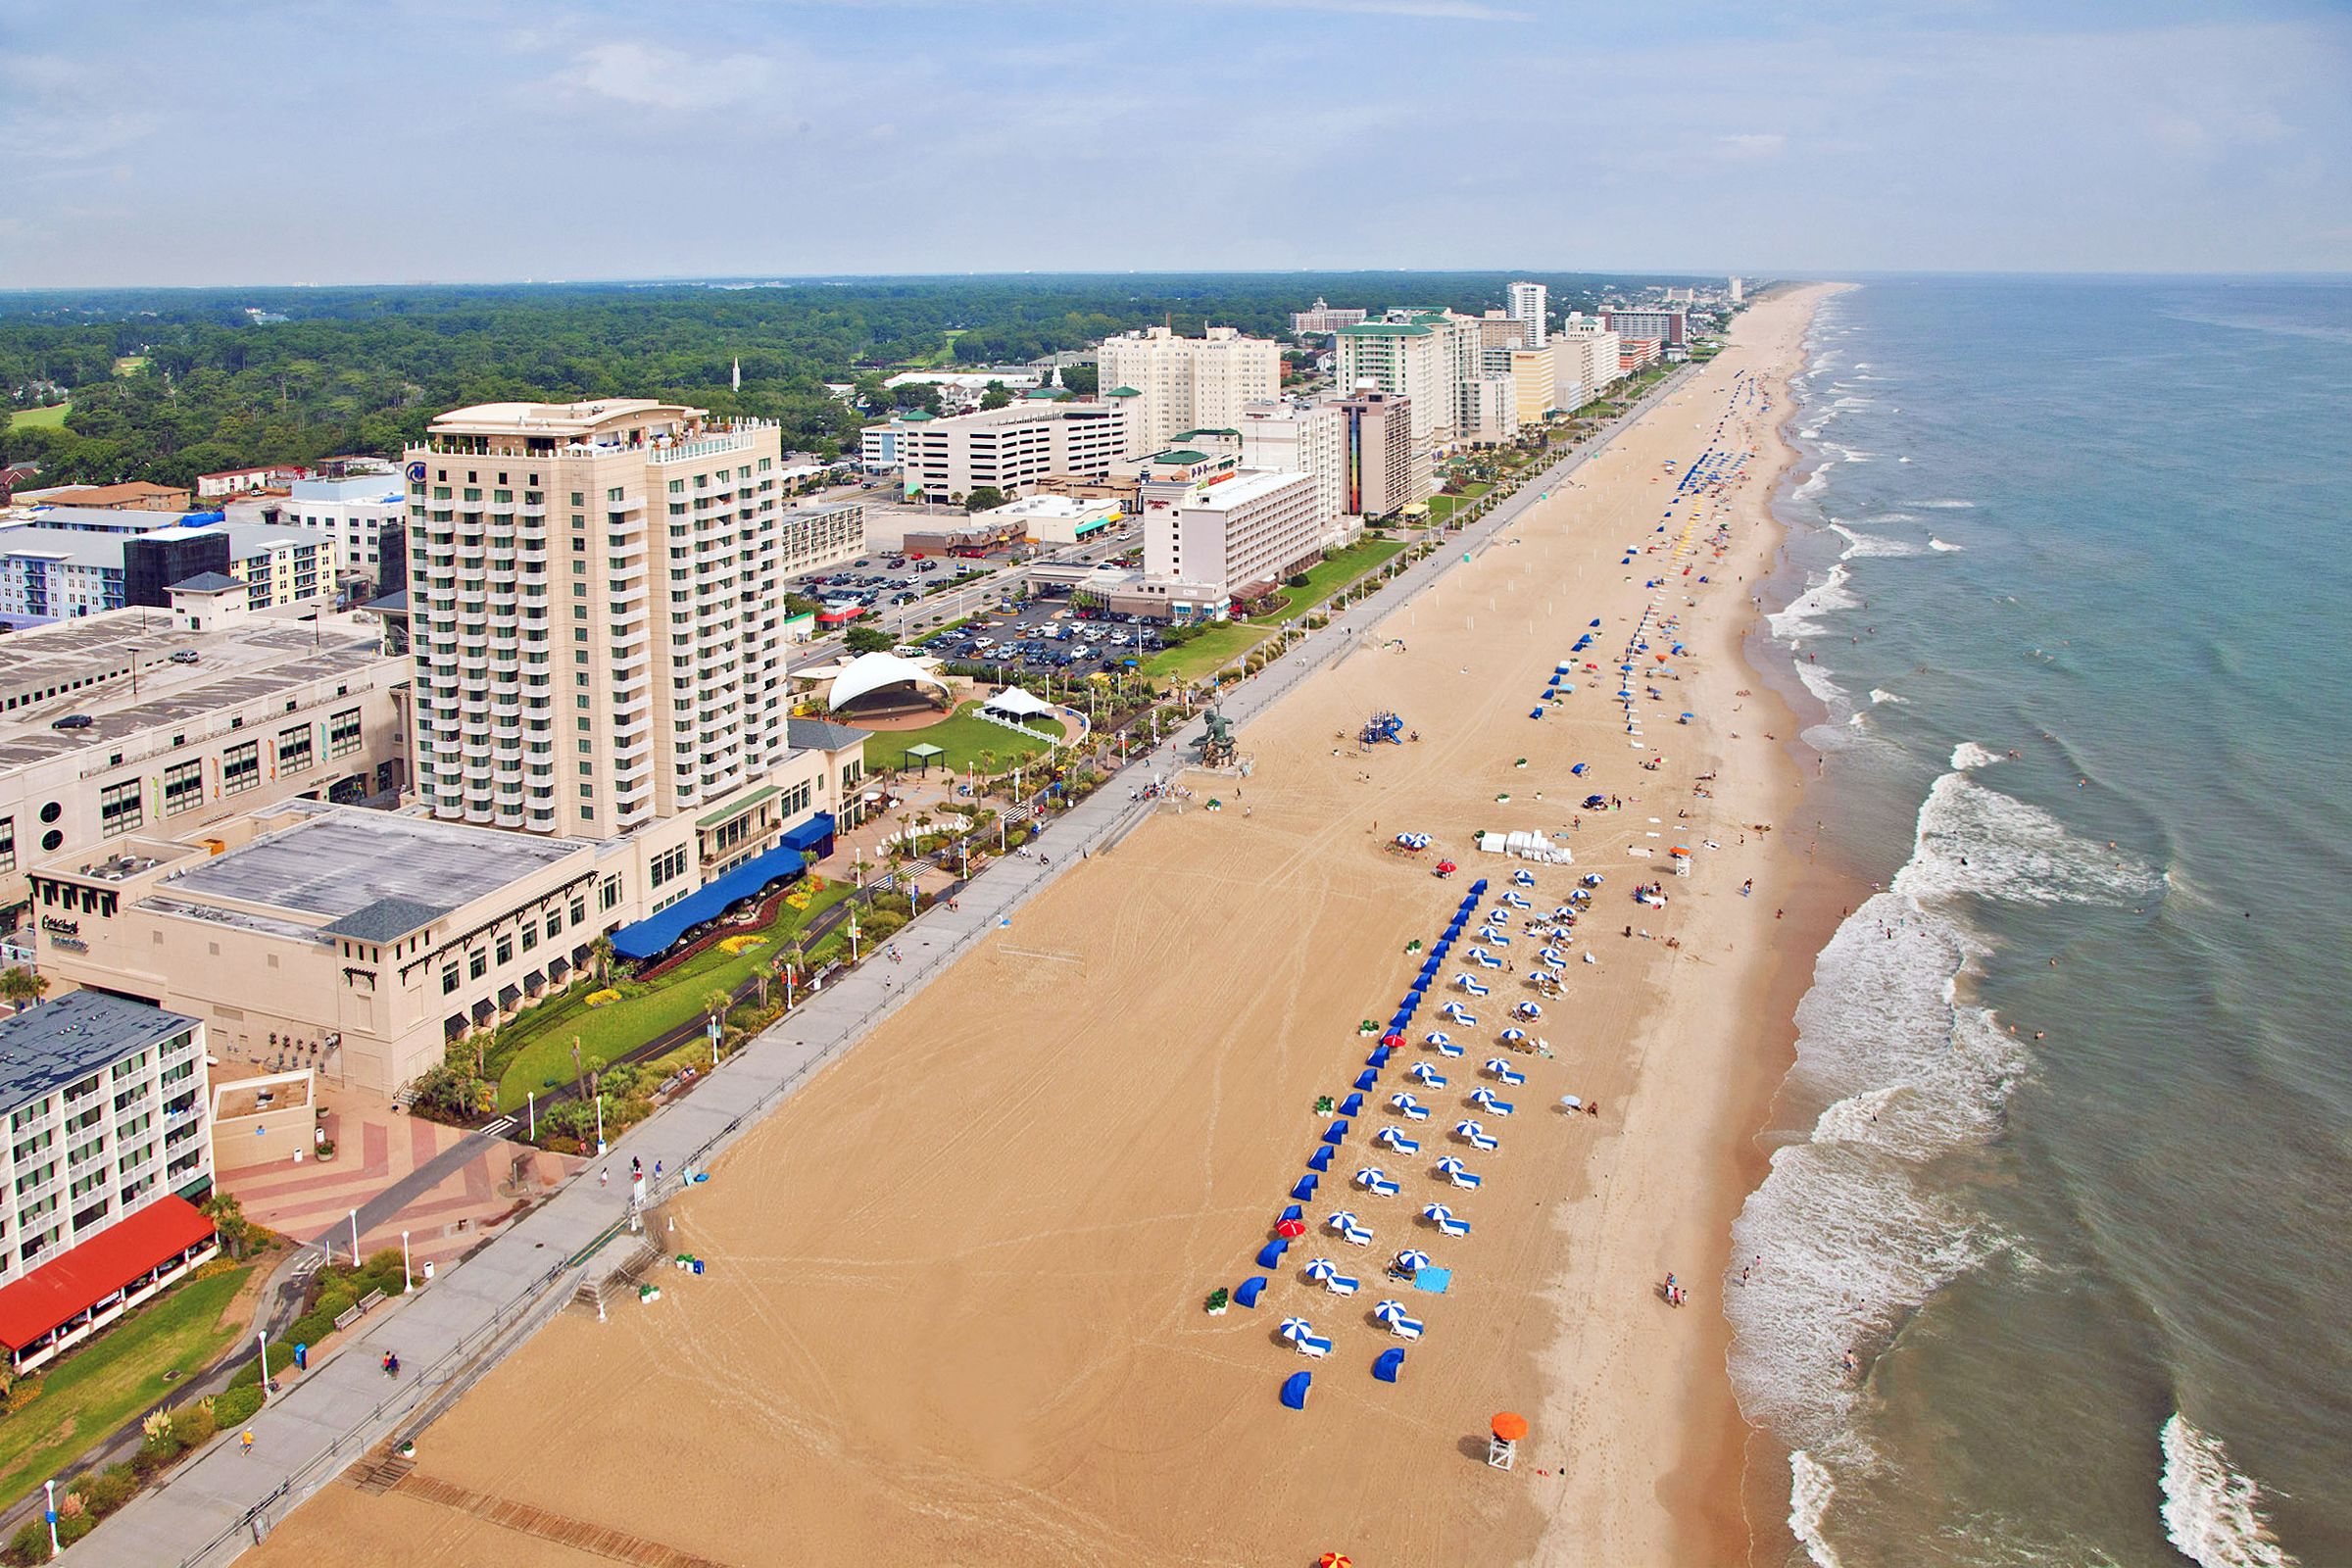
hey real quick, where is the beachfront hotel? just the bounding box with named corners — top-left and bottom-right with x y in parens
top-left (1095, 325), bottom-right (1282, 460)
top-left (1508, 280), bottom-right (1550, 348)
top-left (885, 400), bottom-right (1132, 505)
top-left (1237, 398), bottom-right (1348, 531)
top-left (404, 400), bottom-right (800, 840)
top-left (1333, 321), bottom-right (1457, 452)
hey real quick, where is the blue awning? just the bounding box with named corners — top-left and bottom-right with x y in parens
top-left (778, 810), bottom-right (837, 854)
top-left (609, 836), bottom-right (814, 961)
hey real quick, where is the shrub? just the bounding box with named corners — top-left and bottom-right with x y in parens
top-left (174, 1399), bottom-right (219, 1450)
top-left (11, 1519), bottom-right (51, 1565)
top-left (74, 1464), bottom-right (137, 1516)
top-left (3, 1375), bottom-right (41, 1413)
top-left (54, 1515), bottom-right (91, 1547)
top-left (213, 1384), bottom-right (264, 1426)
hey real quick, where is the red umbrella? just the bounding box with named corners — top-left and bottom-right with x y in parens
top-left (1276, 1218), bottom-right (1307, 1239)
top-left (1436, 859), bottom-right (1458, 873)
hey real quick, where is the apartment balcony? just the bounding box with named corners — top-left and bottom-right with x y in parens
top-left (646, 427), bottom-right (761, 465)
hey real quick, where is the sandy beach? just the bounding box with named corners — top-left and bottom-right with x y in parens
top-left (244, 285), bottom-right (1839, 1568)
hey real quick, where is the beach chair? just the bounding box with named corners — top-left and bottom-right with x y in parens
top-left (1470, 1090), bottom-right (1517, 1117)
top-left (1432, 1215), bottom-right (1470, 1239)
top-left (1297, 1335), bottom-right (1335, 1359)
top-left (1388, 1314), bottom-right (1426, 1341)
top-left (1444, 1167), bottom-right (1482, 1192)
top-left (1512, 869), bottom-right (1536, 887)
top-left (1374, 1128), bottom-right (1420, 1155)
top-left (1364, 1175), bottom-right (1400, 1198)
top-left (1340, 1223), bottom-right (1374, 1247)
top-left (1432, 1039), bottom-right (1464, 1058)
top-left (1460, 978), bottom-right (1490, 997)
top-left (1491, 1064), bottom-right (1526, 1087)
top-left (1323, 1273), bottom-right (1360, 1298)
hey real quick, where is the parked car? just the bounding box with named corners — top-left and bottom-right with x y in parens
top-left (51, 713), bottom-right (93, 730)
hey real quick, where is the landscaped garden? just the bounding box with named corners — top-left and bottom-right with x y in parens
top-left (488, 877), bottom-right (854, 1110)
top-left (0, 1260), bottom-right (253, 1517)
top-left (1142, 536), bottom-right (1406, 681)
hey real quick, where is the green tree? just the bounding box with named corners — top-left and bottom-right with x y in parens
top-left (0, 966), bottom-right (49, 1010)
top-left (964, 486), bottom-right (1006, 514)
top-left (845, 625), bottom-right (894, 654)
top-left (200, 1192), bottom-right (260, 1260)
top-left (1057, 364), bottom-right (1099, 396)
top-left (978, 380), bottom-right (1011, 411)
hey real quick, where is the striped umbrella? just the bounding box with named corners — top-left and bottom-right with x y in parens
top-left (1373, 1299), bottom-right (1411, 1328)
top-left (1278, 1316), bottom-right (1313, 1343)
top-left (1303, 1258), bottom-right (1339, 1283)
top-left (1421, 1204), bottom-right (1456, 1226)
top-left (1393, 1250), bottom-right (1432, 1272)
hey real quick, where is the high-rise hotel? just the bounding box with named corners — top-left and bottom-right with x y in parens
top-left (404, 401), bottom-right (796, 839)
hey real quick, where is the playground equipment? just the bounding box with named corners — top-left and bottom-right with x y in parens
top-left (1360, 710), bottom-right (1405, 746)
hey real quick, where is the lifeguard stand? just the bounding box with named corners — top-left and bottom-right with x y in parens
top-left (1488, 1411), bottom-right (1528, 1469)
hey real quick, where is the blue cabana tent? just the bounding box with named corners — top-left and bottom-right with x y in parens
top-left (1307, 1146), bottom-right (1334, 1172)
top-left (608, 821), bottom-right (832, 960)
top-left (1236, 1276), bottom-right (1268, 1308)
top-left (1322, 1119), bottom-right (1351, 1146)
top-left (1256, 1240), bottom-right (1288, 1268)
top-left (1280, 1371), bottom-right (1312, 1409)
top-left (1339, 1093), bottom-right (1364, 1117)
top-left (1291, 1174), bottom-right (1318, 1200)
top-left (1354, 1069), bottom-right (1378, 1092)
top-left (1372, 1348), bottom-right (1405, 1383)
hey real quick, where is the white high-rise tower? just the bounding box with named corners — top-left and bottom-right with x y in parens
top-left (1506, 281), bottom-right (1549, 348)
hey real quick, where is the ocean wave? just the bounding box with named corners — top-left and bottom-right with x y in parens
top-left (2160, 1413), bottom-right (2301, 1568)
top-left (1951, 741), bottom-right (2002, 770)
top-left (1892, 773), bottom-right (2163, 907)
top-left (1832, 523), bottom-right (1923, 560)
top-left (1916, 498), bottom-right (1976, 509)
top-left (1794, 662), bottom-right (1848, 708)
top-left (1794, 466), bottom-right (1834, 503)
top-left (1771, 564), bottom-right (1859, 639)
top-left (1929, 537), bottom-right (1963, 552)
top-left (1789, 1450), bottom-right (1846, 1568)
top-left (1870, 688), bottom-right (1907, 706)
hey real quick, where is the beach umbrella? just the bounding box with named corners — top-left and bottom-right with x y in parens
top-left (1374, 1299), bottom-right (1411, 1329)
top-left (1278, 1316), bottom-right (1313, 1344)
top-left (1327, 1210), bottom-right (1361, 1233)
top-left (1375, 1127), bottom-right (1419, 1152)
top-left (1409, 1062), bottom-right (1445, 1085)
top-left (1381, 1032), bottom-right (1404, 1049)
top-left (1276, 1217), bottom-right (1307, 1239)
top-left (1421, 1204), bottom-right (1456, 1226)
top-left (1424, 1031), bottom-right (1452, 1047)
top-left (1394, 1250), bottom-right (1432, 1273)
top-left (1493, 1412), bottom-right (1530, 1443)
top-left (1484, 1058), bottom-right (1517, 1076)
top-left (1499, 1027), bottom-right (1528, 1043)
top-left (1518, 1002), bottom-right (1544, 1019)
top-left (1435, 1156), bottom-right (1469, 1179)
top-left (1539, 947), bottom-right (1566, 965)
top-left (1389, 1092), bottom-right (1422, 1112)
top-left (1558, 1096), bottom-right (1584, 1111)
top-left (1357, 1166), bottom-right (1391, 1187)
top-left (1304, 1258), bottom-right (1339, 1284)
top-left (1453, 1119), bottom-right (1487, 1139)
top-left (1320, 1555), bottom-right (1353, 1568)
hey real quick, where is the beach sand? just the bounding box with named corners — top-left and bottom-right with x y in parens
top-left (245, 285), bottom-right (1838, 1568)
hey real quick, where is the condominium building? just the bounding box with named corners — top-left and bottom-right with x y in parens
top-left (1334, 322), bottom-right (1455, 451)
top-left (0, 517), bottom-right (336, 626)
top-left (1290, 298), bottom-right (1367, 335)
top-left (1237, 398), bottom-right (1348, 530)
top-left (1141, 469), bottom-right (1322, 602)
top-left (0, 990), bottom-right (213, 1294)
top-left (775, 500), bottom-right (866, 576)
top-left (195, 466), bottom-right (316, 499)
top-left (1095, 326), bottom-right (1281, 460)
top-left (1336, 389), bottom-right (1430, 518)
top-left (1558, 318), bottom-right (1624, 401)
top-left (1619, 337), bottom-right (1664, 372)
top-left (0, 606), bottom-right (407, 917)
top-left (255, 473), bottom-right (408, 596)
top-left (404, 400), bottom-right (802, 840)
top-left (1729, 276), bottom-right (1744, 305)
top-left (1600, 308), bottom-right (1688, 348)
top-left (1461, 373), bottom-right (1518, 446)
top-left (891, 401), bottom-right (1130, 505)
top-left (8, 483), bottom-right (190, 514)
top-left (1476, 311), bottom-right (1532, 350)
top-left (1507, 281), bottom-right (1549, 349)
top-left (1482, 343), bottom-right (1561, 427)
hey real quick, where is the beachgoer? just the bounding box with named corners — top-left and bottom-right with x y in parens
top-left (242, 1430), bottom-right (255, 1455)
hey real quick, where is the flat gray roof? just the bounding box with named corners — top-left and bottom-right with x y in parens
top-left (0, 611), bottom-right (392, 773)
top-left (159, 805), bottom-right (587, 925)
top-left (0, 991), bottom-right (198, 1116)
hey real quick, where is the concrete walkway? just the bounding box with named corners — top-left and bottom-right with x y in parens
top-left (75, 369), bottom-right (1690, 1567)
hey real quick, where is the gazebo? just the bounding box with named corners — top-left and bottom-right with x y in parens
top-left (980, 686), bottom-right (1056, 723)
top-left (901, 741), bottom-right (946, 775)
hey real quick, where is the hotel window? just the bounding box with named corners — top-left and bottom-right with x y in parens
top-left (600, 876), bottom-right (620, 911)
top-left (468, 951), bottom-right (487, 980)
top-left (496, 934), bottom-right (513, 964)
top-left (163, 760), bottom-right (204, 816)
top-left (442, 966), bottom-right (459, 995)
top-left (329, 708), bottom-right (363, 757)
top-left (100, 780), bottom-right (143, 838)
top-left (547, 911), bottom-right (564, 940)
top-left (277, 726), bottom-right (314, 773)
top-left (520, 922), bottom-right (537, 953)
top-left (0, 816), bottom-right (13, 873)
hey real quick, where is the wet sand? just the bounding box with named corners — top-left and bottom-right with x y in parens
top-left (247, 285), bottom-right (1838, 1568)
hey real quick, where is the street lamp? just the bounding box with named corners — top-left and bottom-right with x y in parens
top-left (402, 1230), bottom-right (412, 1292)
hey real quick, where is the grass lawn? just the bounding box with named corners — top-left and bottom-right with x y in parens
top-left (1143, 622), bottom-right (1269, 681)
top-left (0, 1262), bottom-right (253, 1512)
top-left (863, 701), bottom-right (1061, 777)
top-left (1143, 537), bottom-right (1406, 681)
top-left (113, 356), bottom-right (149, 376)
top-left (494, 881), bottom-right (854, 1108)
top-left (8, 401), bottom-right (69, 429)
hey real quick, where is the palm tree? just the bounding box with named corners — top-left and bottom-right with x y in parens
top-left (0, 966), bottom-right (48, 1011)
top-left (589, 936), bottom-right (615, 986)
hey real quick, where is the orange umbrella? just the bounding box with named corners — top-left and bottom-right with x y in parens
top-left (1492, 1411), bottom-right (1530, 1442)
top-left (1319, 1556), bottom-right (1352, 1568)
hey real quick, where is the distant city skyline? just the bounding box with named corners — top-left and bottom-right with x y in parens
top-left (2, 0), bottom-right (2346, 288)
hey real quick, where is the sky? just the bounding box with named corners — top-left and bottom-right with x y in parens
top-left (2, 0), bottom-right (2348, 287)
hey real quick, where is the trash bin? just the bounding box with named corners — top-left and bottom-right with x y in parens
top-left (293, 1343), bottom-right (308, 1371)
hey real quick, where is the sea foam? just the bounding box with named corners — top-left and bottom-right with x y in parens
top-left (1770, 563), bottom-right (1859, 639)
top-left (2161, 1414), bottom-right (2301, 1568)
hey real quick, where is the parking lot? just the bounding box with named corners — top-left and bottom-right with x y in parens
top-left (913, 598), bottom-right (1164, 677)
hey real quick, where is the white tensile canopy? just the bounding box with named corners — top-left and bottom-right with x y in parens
top-left (981, 686), bottom-right (1055, 719)
top-left (827, 652), bottom-right (950, 711)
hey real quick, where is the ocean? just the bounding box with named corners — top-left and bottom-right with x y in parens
top-left (1727, 276), bottom-right (2352, 1568)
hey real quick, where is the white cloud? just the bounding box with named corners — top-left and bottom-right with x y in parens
top-left (1714, 132), bottom-right (1789, 161)
top-left (555, 42), bottom-right (775, 111)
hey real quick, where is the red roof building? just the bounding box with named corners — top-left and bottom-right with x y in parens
top-left (0, 1197), bottom-right (218, 1370)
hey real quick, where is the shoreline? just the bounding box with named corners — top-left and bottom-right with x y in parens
top-left (235, 292), bottom-right (1847, 1568)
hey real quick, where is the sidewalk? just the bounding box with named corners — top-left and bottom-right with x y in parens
top-left (74, 368), bottom-right (1690, 1568)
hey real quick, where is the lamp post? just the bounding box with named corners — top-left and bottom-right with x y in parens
top-left (402, 1230), bottom-right (412, 1293)
top-left (45, 1479), bottom-right (59, 1559)
top-left (592, 1073), bottom-right (605, 1154)
top-left (348, 1208), bottom-right (359, 1265)
top-left (257, 1331), bottom-right (270, 1402)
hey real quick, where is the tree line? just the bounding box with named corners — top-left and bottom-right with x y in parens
top-left (0, 270), bottom-right (1665, 485)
